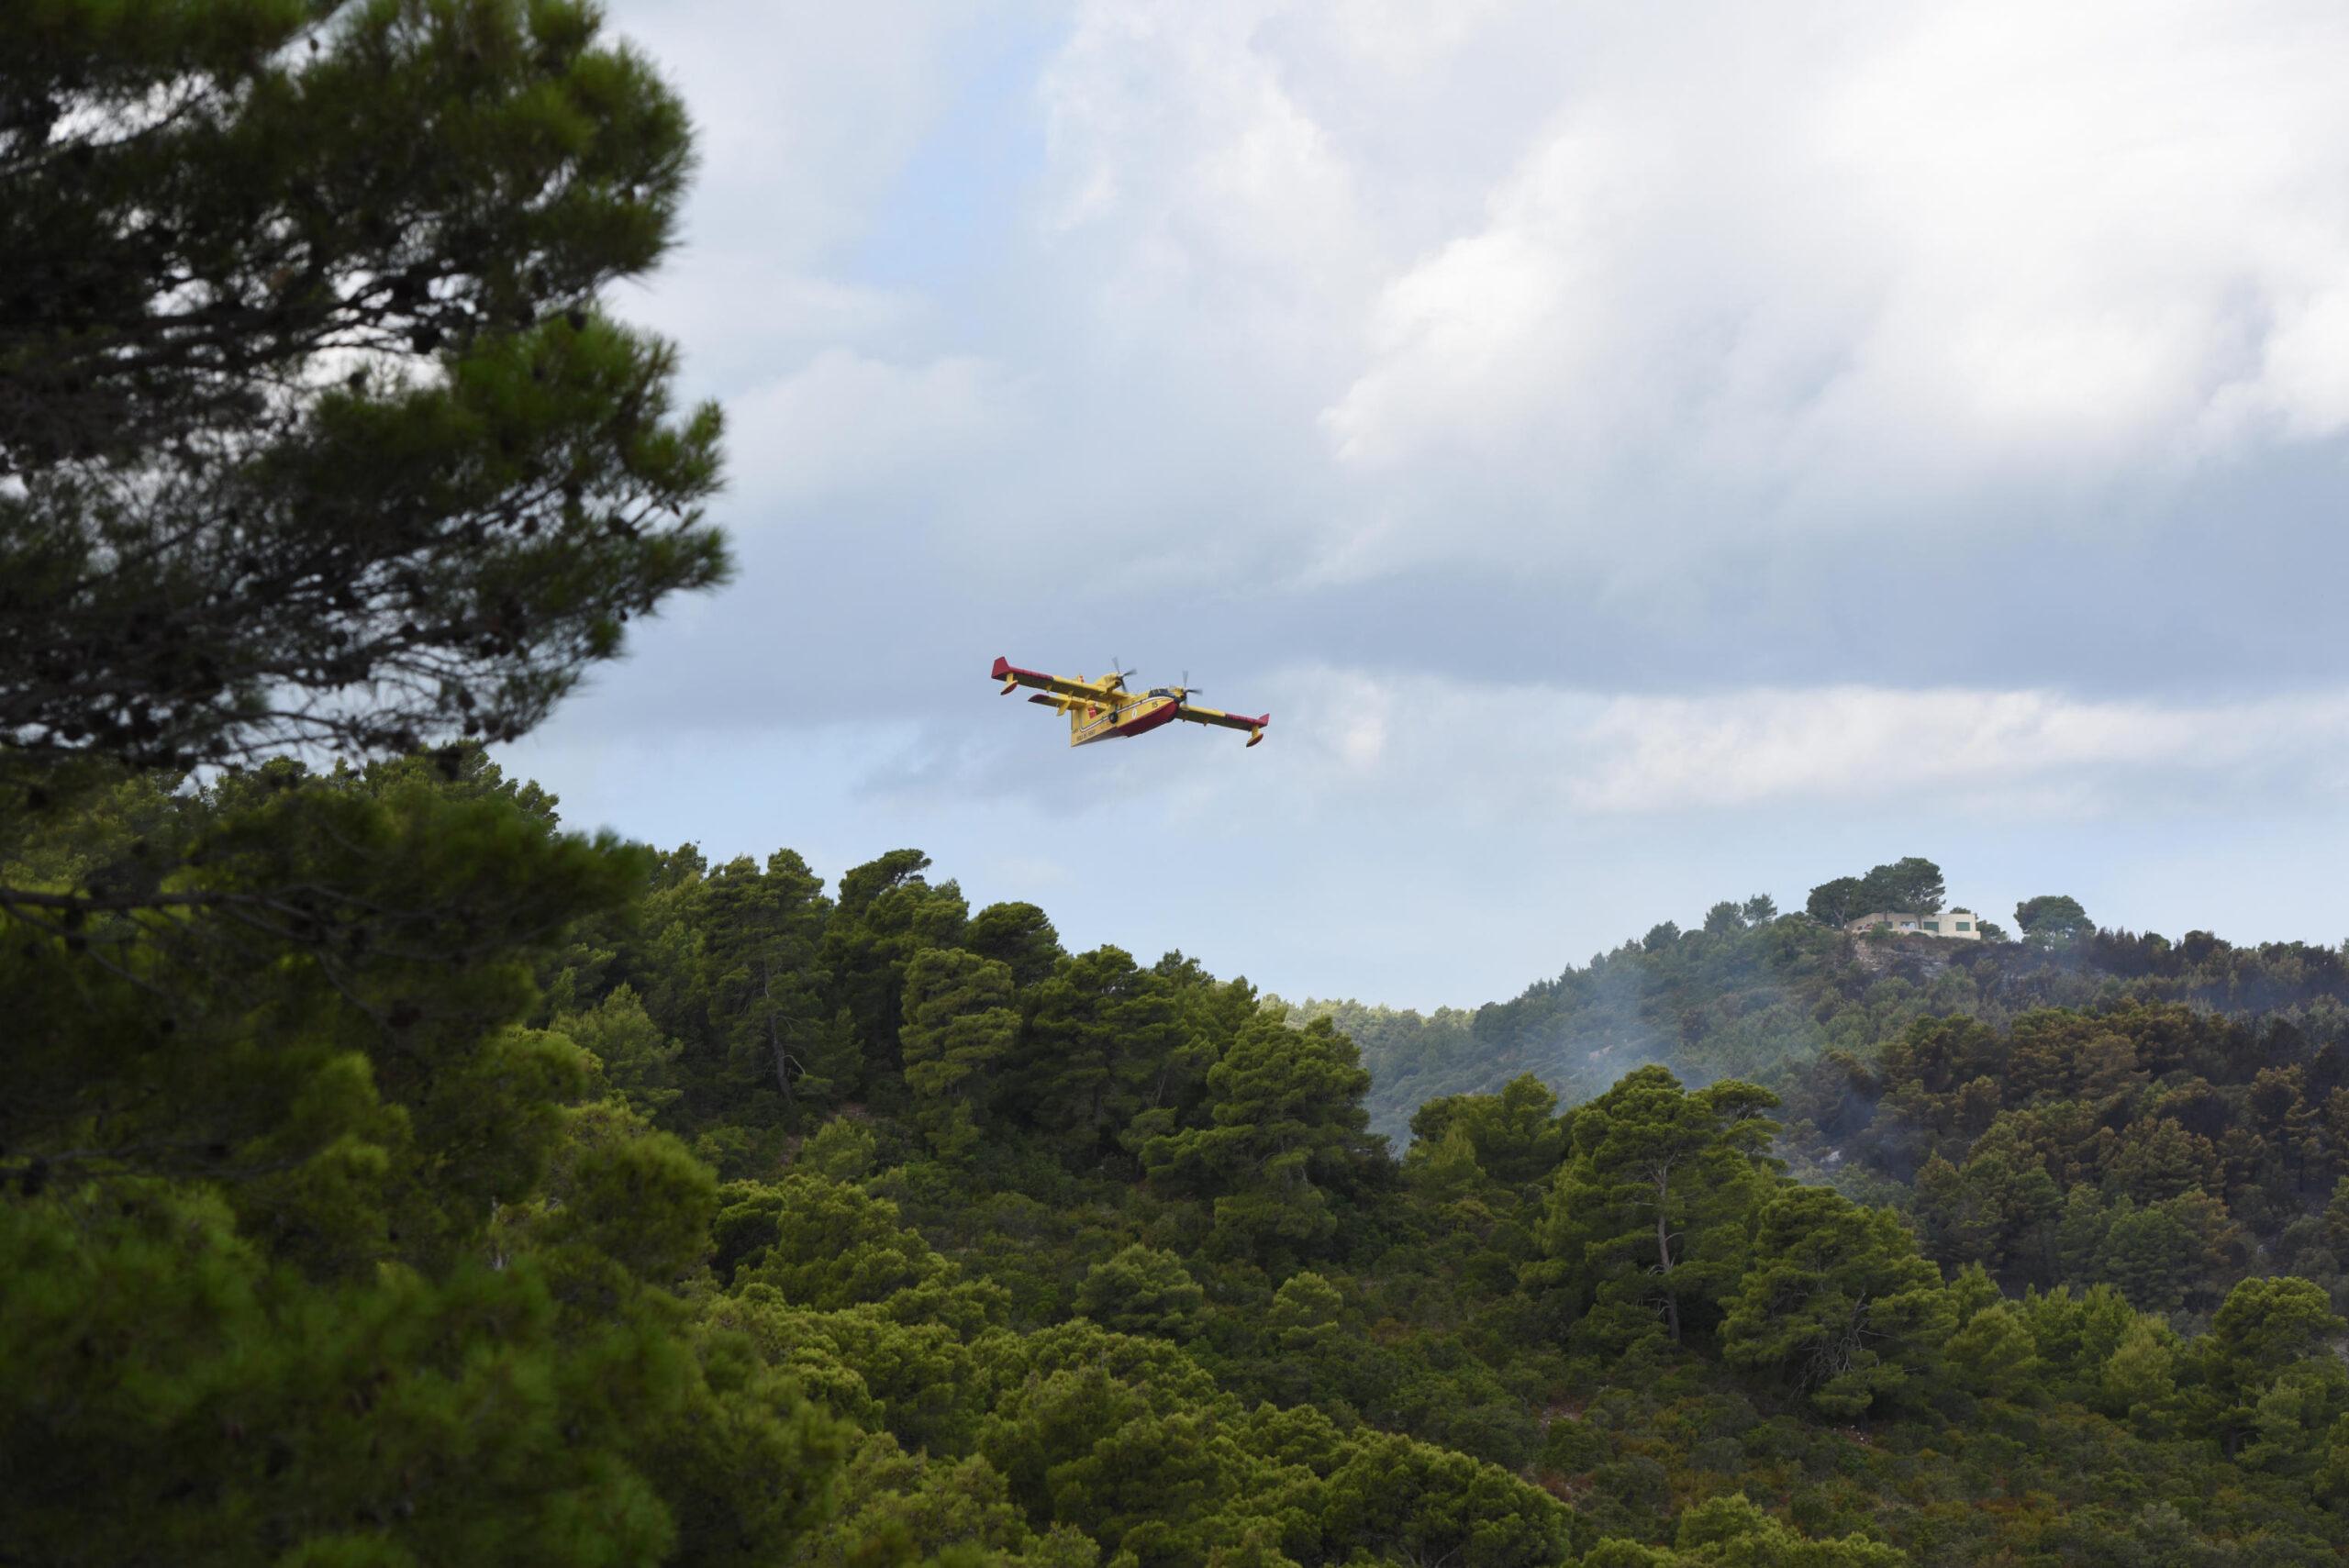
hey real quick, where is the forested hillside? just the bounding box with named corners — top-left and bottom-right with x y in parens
top-left (1301, 904), bottom-right (2349, 1145)
top-left (18, 753), bottom-right (2349, 1564)
top-left (16, 6), bottom-right (2349, 1566)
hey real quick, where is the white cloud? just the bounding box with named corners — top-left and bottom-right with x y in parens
top-left (615, 0), bottom-right (1007, 260)
top-left (1249, 669), bottom-right (2349, 819)
top-left (2232, 283), bottom-right (2349, 439)
top-left (621, 268), bottom-right (922, 399)
top-left (723, 350), bottom-right (1023, 509)
top-left (1033, 0), bottom-right (2349, 577)
top-left (604, 0), bottom-right (1042, 400)
top-left (1041, 0), bottom-right (1373, 351)
top-left (593, 0), bottom-right (2349, 628)
top-left (1563, 686), bottom-right (2349, 814)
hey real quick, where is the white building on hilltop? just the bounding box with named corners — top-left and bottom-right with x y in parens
top-left (1845, 909), bottom-right (1985, 940)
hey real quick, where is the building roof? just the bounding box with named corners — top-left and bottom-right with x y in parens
top-left (1845, 909), bottom-right (1974, 922)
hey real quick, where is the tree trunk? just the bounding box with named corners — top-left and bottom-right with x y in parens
top-left (764, 952), bottom-right (795, 1108)
top-left (1654, 1166), bottom-right (1681, 1343)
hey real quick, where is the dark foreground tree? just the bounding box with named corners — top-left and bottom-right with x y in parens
top-left (2, 0), bottom-right (725, 812)
top-left (0, 8), bottom-right (826, 1562)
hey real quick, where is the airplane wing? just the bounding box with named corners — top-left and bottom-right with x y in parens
top-left (1173, 701), bottom-right (1270, 745)
top-left (990, 656), bottom-right (1119, 703)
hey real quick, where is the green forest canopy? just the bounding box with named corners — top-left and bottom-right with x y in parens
top-left (13, 6), bottom-right (2349, 1567)
top-left (20, 751), bottom-right (2349, 1564)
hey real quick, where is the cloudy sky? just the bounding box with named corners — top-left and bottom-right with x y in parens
top-left (506, 0), bottom-right (2349, 1007)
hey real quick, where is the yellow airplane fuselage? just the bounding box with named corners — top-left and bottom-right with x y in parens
top-left (1064, 691), bottom-right (1183, 747)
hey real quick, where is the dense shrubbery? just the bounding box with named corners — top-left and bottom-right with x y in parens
top-left (19, 760), bottom-right (2349, 1562)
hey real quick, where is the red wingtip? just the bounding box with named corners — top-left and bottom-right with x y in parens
top-left (989, 656), bottom-right (1010, 679)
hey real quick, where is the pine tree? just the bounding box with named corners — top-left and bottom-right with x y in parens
top-left (818, 850), bottom-right (967, 1095)
top-left (1074, 1245), bottom-right (1206, 1340)
top-left (3, 0), bottom-right (726, 804)
top-left (1721, 1186), bottom-right (1953, 1418)
top-left (900, 947), bottom-right (1019, 1159)
top-left (965, 900), bottom-right (1064, 987)
top-left (700, 851), bottom-right (833, 1123)
top-left (1013, 945), bottom-right (1209, 1165)
top-left (1540, 1067), bottom-right (1781, 1348)
top-left (1143, 1013), bottom-right (1385, 1268)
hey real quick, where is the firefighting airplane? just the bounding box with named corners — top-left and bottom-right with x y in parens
top-left (990, 657), bottom-right (1269, 749)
